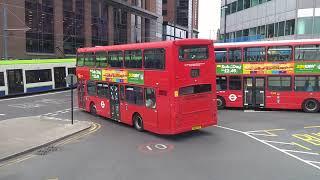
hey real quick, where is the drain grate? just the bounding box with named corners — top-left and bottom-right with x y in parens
top-left (35, 145), bottom-right (59, 156)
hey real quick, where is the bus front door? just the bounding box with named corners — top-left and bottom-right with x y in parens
top-left (78, 80), bottom-right (86, 109)
top-left (109, 84), bottom-right (121, 121)
top-left (7, 69), bottom-right (24, 95)
top-left (244, 77), bottom-right (265, 109)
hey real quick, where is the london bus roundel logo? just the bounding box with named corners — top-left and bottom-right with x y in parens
top-left (228, 94), bottom-right (237, 102)
top-left (101, 101), bottom-right (105, 109)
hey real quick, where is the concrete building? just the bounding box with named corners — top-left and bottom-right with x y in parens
top-left (162, 0), bottom-right (199, 40)
top-left (0, 0), bottom-right (163, 59)
top-left (220, 0), bottom-right (320, 42)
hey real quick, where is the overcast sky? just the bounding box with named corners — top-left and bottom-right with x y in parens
top-left (198, 0), bottom-right (221, 39)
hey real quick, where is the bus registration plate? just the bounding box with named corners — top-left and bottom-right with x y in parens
top-left (192, 126), bottom-right (202, 130)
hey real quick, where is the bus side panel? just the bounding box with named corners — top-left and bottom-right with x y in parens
top-left (95, 98), bottom-right (111, 118)
top-left (218, 91), bottom-right (243, 108)
top-left (265, 91), bottom-right (299, 110)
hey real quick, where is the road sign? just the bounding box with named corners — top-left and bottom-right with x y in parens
top-left (66, 74), bottom-right (77, 86)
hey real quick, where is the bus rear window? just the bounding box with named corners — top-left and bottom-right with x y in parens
top-left (179, 84), bottom-right (212, 96)
top-left (179, 46), bottom-right (208, 61)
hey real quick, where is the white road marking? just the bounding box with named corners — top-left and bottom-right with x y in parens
top-left (282, 150), bottom-right (319, 155)
top-left (308, 161), bottom-right (320, 164)
top-left (261, 140), bottom-right (294, 145)
top-left (217, 125), bottom-right (320, 171)
top-left (0, 114), bottom-right (5, 116)
top-left (0, 91), bottom-right (68, 102)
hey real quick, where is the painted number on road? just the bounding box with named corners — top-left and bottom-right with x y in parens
top-left (138, 143), bottom-right (174, 154)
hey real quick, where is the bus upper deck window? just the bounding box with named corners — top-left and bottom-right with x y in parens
top-left (179, 46), bottom-right (208, 61)
top-left (77, 53), bottom-right (85, 66)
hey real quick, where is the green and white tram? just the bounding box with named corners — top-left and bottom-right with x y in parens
top-left (0, 59), bottom-right (75, 97)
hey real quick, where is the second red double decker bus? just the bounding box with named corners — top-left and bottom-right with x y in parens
top-left (76, 39), bottom-right (217, 134)
top-left (215, 39), bottom-right (320, 113)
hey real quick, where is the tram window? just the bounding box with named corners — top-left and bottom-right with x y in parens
top-left (228, 48), bottom-right (242, 62)
top-left (179, 84), bottom-right (211, 96)
top-left (68, 68), bottom-right (76, 75)
top-left (108, 51), bottom-right (123, 68)
top-left (125, 86), bottom-right (144, 105)
top-left (77, 53), bottom-right (85, 66)
top-left (26, 69), bottom-right (52, 84)
top-left (268, 76), bottom-right (292, 91)
top-left (97, 83), bottom-right (109, 98)
top-left (229, 76), bottom-right (242, 90)
top-left (215, 48), bottom-right (227, 63)
top-left (145, 88), bottom-right (156, 109)
top-left (96, 52), bottom-right (108, 67)
top-left (295, 45), bottom-right (320, 61)
top-left (0, 72), bottom-right (4, 86)
top-left (87, 81), bottom-right (97, 96)
top-left (216, 76), bottom-right (227, 90)
top-left (125, 50), bottom-right (142, 68)
top-left (294, 76), bottom-right (319, 92)
top-left (179, 46), bottom-right (208, 61)
top-left (84, 52), bottom-right (96, 66)
top-left (144, 48), bottom-right (165, 69)
top-left (244, 47), bottom-right (266, 62)
top-left (268, 46), bottom-right (292, 62)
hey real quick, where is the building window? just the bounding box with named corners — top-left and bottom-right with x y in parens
top-left (295, 76), bottom-right (319, 92)
top-left (63, 0), bottom-right (85, 54)
top-left (25, 0), bottom-right (54, 53)
top-left (114, 8), bottom-right (128, 45)
top-left (244, 47), bottom-right (266, 62)
top-left (125, 86), bottom-right (144, 105)
top-left (267, 46), bottom-right (292, 62)
top-left (267, 23), bottom-right (274, 38)
top-left (87, 81), bottom-right (97, 96)
top-left (268, 76), bottom-right (292, 91)
top-left (68, 68), bottom-right (76, 75)
top-left (297, 17), bottom-right (313, 35)
top-left (144, 49), bottom-right (165, 69)
top-left (295, 45), bottom-right (320, 61)
top-left (244, 0), bottom-right (250, 9)
top-left (215, 48), bottom-right (227, 63)
top-left (145, 88), bottom-right (156, 109)
top-left (124, 50), bottom-right (142, 68)
top-left (0, 72), bottom-right (5, 86)
top-left (162, 10), bottom-right (167, 15)
top-left (229, 76), bottom-right (242, 90)
top-left (285, 19), bottom-right (295, 36)
top-left (278, 21), bottom-right (285, 37)
top-left (251, 0), bottom-right (259, 7)
top-left (217, 76), bottom-right (227, 91)
top-left (238, 0), bottom-right (244, 11)
top-left (92, 0), bottom-right (108, 46)
top-left (97, 83), bottom-right (109, 98)
top-left (26, 69), bottom-right (52, 84)
top-left (228, 48), bottom-right (242, 62)
top-left (231, 1), bottom-right (237, 13)
top-left (314, 17), bottom-right (320, 34)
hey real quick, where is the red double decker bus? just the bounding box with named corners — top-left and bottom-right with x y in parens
top-left (76, 39), bottom-right (217, 134)
top-left (215, 39), bottom-right (320, 113)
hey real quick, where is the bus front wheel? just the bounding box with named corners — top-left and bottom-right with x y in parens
top-left (133, 114), bottom-right (144, 132)
top-left (302, 99), bottom-right (320, 113)
top-left (217, 96), bottom-right (226, 110)
top-left (90, 103), bottom-right (97, 116)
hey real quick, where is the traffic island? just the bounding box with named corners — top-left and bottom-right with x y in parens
top-left (0, 116), bottom-right (92, 162)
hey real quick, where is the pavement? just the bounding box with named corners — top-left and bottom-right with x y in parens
top-left (0, 115), bottom-right (92, 162)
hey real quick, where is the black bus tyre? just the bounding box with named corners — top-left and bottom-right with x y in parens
top-left (133, 114), bottom-right (144, 132)
top-left (217, 96), bottom-right (226, 110)
top-left (90, 103), bottom-right (97, 115)
top-left (302, 99), bottom-right (320, 113)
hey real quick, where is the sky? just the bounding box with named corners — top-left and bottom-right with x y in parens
top-left (198, 0), bottom-right (221, 39)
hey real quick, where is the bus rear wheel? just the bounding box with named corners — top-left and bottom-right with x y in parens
top-left (133, 114), bottom-right (144, 132)
top-left (90, 103), bottom-right (97, 116)
top-left (302, 99), bottom-right (320, 113)
top-left (217, 96), bottom-right (226, 110)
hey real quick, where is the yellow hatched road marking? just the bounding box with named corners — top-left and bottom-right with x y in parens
top-left (246, 129), bottom-right (285, 137)
top-left (304, 125), bottom-right (320, 129)
top-left (292, 142), bottom-right (312, 151)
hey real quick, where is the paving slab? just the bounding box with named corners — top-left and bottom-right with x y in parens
top-left (0, 116), bottom-right (92, 162)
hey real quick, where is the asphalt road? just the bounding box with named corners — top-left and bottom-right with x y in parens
top-left (1, 91), bottom-right (320, 180)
